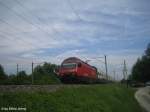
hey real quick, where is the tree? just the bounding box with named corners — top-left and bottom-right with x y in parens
top-left (14, 71), bottom-right (30, 85)
top-left (131, 43), bottom-right (150, 82)
top-left (0, 65), bottom-right (7, 80)
top-left (145, 43), bottom-right (150, 57)
top-left (33, 62), bottom-right (60, 84)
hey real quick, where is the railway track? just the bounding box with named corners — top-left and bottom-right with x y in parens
top-left (0, 84), bottom-right (89, 92)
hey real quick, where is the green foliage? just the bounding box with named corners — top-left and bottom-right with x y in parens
top-left (4, 71), bottom-right (31, 85)
top-left (0, 62), bottom-right (60, 85)
top-left (33, 62), bottom-right (60, 84)
top-left (0, 64), bottom-right (7, 79)
top-left (131, 43), bottom-right (150, 82)
top-left (0, 64), bottom-right (7, 84)
top-left (15, 71), bottom-right (31, 85)
top-left (0, 85), bottom-right (142, 112)
top-left (6, 74), bottom-right (18, 84)
top-left (145, 43), bottom-right (150, 57)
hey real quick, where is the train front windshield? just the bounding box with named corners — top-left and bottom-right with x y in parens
top-left (62, 63), bottom-right (76, 69)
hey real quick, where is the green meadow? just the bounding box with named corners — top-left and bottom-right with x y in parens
top-left (0, 84), bottom-right (142, 112)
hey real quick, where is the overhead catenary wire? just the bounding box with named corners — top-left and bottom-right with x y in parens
top-left (92, 58), bottom-right (105, 63)
top-left (0, 1), bottom-right (54, 38)
top-left (14, 0), bottom-right (62, 37)
top-left (0, 0), bottom-right (83, 46)
top-left (0, 4), bottom-right (45, 47)
top-left (89, 56), bottom-right (127, 80)
top-left (0, 19), bottom-right (33, 46)
top-left (0, 18), bottom-right (37, 47)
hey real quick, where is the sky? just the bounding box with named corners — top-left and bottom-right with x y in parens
top-left (0, 0), bottom-right (150, 80)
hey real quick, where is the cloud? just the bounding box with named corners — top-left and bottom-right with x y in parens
top-left (0, 0), bottom-right (150, 79)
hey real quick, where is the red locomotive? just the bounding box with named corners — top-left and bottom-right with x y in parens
top-left (58, 57), bottom-right (98, 83)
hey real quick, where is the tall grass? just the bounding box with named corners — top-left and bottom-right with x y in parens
top-left (0, 84), bottom-right (142, 112)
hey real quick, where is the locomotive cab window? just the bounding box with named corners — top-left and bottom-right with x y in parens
top-left (62, 63), bottom-right (76, 69)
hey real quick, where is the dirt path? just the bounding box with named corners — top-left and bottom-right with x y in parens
top-left (135, 86), bottom-right (150, 112)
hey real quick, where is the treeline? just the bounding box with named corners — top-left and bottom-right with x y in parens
top-left (129, 43), bottom-right (150, 82)
top-left (0, 62), bottom-right (61, 85)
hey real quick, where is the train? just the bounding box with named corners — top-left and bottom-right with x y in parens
top-left (58, 57), bottom-right (107, 83)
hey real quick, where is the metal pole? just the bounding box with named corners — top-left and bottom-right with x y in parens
top-left (125, 60), bottom-right (128, 79)
top-left (123, 60), bottom-right (127, 80)
top-left (116, 73), bottom-right (118, 81)
top-left (113, 70), bottom-right (116, 81)
top-left (32, 62), bottom-right (34, 84)
top-left (17, 64), bottom-right (18, 75)
top-left (104, 55), bottom-right (108, 80)
top-left (124, 60), bottom-right (125, 79)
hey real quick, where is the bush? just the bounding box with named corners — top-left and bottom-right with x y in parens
top-left (0, 62), bottom-right (61, 85)
top-left (32, 62), bottom-right (61, 84)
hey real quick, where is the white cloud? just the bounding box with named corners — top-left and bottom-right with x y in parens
top-left (0, 0), bottom-right (149, 77)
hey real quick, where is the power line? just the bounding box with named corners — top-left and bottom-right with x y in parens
top-left (86, 55), bottom-right (108, 80)
top-left (0, 1), bottom-right (53, 38)
top-left (33, 62), bottom-right (45, 65)
top-left (0, 32), bottom-right (31, 48)
top-left (14, 0), bottom-right (61, 37)
top-left (88, 58), bottom-right (105, 64)
top-left (0, 18), bottom-right (35, 47)
top-left (0, 17), bottom-right (51, 48)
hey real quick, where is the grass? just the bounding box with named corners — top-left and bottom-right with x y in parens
top-left (0, 84), bottom-right (142, 112)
